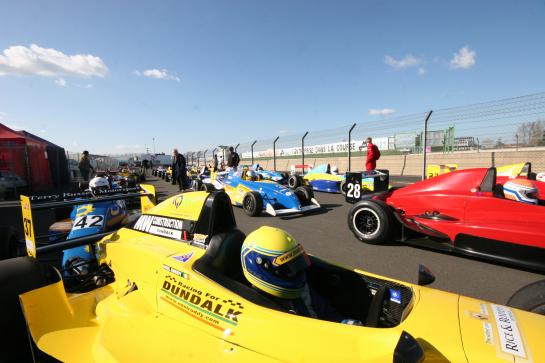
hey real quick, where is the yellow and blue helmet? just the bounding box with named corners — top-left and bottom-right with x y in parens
top-left (241, 226), bottom-right (310, 299)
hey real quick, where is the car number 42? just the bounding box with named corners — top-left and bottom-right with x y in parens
top-left (73, 215), bottom-right (104, 229)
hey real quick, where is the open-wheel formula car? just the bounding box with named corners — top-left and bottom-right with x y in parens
top-left (195, 169), bottom-right (320, 217)
top-left (346, 167), bottom-right (545, 273)
top-left (289, 163), bottom-right (390, 195)
top-left (1, 190), bottom-right (544, 362)
top-left (251, 164), bottom-right (289, 184)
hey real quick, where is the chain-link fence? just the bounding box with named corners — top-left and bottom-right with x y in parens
top-left (186, 92), bottom-right (545, 176)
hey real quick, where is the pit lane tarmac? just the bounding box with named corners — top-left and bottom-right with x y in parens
top-left (151, 176), bottom-right (545, 306)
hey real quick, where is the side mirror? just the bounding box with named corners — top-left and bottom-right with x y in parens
top-left (418, 264), bottom-right (435, 286)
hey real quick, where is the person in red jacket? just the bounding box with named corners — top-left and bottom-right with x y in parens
top-left (364, 137), bottom-right (380, 171)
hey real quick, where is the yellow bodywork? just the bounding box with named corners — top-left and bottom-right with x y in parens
top-left (18, 192), bottom-right (545, 362)
top-left (427, 164), bottom-right (458, 179)
top-left (496, 162), bottom-right (529, 178)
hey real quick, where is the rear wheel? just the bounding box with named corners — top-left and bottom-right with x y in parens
top-left (192, 179), bottom-right (203, 191)
top-left (288, 175), bottom-right (302, 189)
top-left (243, 192), bottom-right (263, 216)
top-left (340, 180), bottom-right (348, 195)
top-left (295, 186), bottom-right (314, 206)
top-left (347, 200), bottom-right (393, 244)
top-left (507, 280), bottom-right (545, 315)
top-left (0, 226), bottom-right (19, 260)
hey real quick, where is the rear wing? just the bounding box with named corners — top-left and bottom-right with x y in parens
top-left (20, 185), bottom-right (156, 258)
top-left (345, 170), bottom-right (390, 204)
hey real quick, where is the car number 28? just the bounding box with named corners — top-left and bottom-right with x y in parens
top-left (345, 172), bottom-right (363, 204)
top-left (73, 215), bottom-right (105, 229)
top-left (346, 183), bottom-right (361, 199)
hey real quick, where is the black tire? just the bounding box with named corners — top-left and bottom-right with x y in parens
top-left (243, 192), bottom-right (263, 217)
top-left (507, 280), bottom-right (545, 315)
top-left (0, 226), bottom-right (19, 260)
top-left (339, 180), bottom-right (348, 195)
top-left (347, 200), bottom-right (393, 244)
top-left (295, 186), bottom-right (314, 206)
top-left (200, 183), bottom-right (215, 192)
top-left (288, 175), bottom-right (302, 189)
top-left (0, 257), bottom-right (55, 362)
top-left (281, 172), bottom-right (289, 180)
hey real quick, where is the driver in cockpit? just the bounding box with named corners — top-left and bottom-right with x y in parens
top-left (241, 226), bottom-right (362, 325)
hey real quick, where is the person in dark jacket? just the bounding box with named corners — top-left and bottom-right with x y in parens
top-left (227, 146), bottom-right (240, 171)
top-left (171, 148), bottom-right (188, 191)
top-left (78, 150), bottom-right (94, 181)
top-left (213, 154), bottom-right (219, 172)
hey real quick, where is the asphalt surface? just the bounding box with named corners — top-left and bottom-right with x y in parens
top-left (150, 175), bottom-right (545, 306)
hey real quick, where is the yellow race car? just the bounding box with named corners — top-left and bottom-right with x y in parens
top-left (2, 191), bottom-right (544, 362)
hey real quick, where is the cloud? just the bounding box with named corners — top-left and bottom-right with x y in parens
top-left (0, 44), bottom-right (108, 78)
top-left (55, 78), bottom-right (66, 86)
top-left (450, 46), bottom-right (476, 69)
top-left (384, 54), bottom-right (422, 69)
top-left (418, 67), bottom-right (426, 75)
top-left (6, 124), bottom-right (24, 130)
top-left (368, 108), bottom-right (396, 116)
top-left (135, 68), bottom-right (180, 81)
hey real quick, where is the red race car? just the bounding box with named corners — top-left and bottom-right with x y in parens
top-left (347, 167), bottom-right (545, 272)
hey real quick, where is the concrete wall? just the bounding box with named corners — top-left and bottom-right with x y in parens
top-left (243, 148), bottom-right (545, 176)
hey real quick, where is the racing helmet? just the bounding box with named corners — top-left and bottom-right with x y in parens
top-left (241, 226), bottom-right (310, 299)
top-left (331, 165), bottom-right (339, 174)
top-left (246, 170), bottom-right (257, 181)
top-left (503, 179), bottom-right (538, 204)
top-left (537, 172), bottom-right (545, 182)
top-left (89, 176), bottom-right (110, 195)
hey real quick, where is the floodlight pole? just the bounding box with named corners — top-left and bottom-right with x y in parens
top-left (301, 131), bottom-right (309, 172)
top-left (273, 136), bottom-right (280, 171)
top-left (422, 110), bottom-right (433, 180)
top-left (251, 140), bottom-right (257, 165)
top-left (348, 123), bottom-right (357, 172)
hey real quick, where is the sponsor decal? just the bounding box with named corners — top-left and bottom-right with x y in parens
top-left (172, 195), bottom-right (184, 208)
top-left (483, 322), bottom-right (494, 345)
top-left (193, 233), bottom-right (207, 244)
top-left (133, 215), bottom-right (184, 240)
top-left (389, 289), bottom-right (401, 304)
top-left (161, 276), bottom-right (244, 332)
top-left (172, 251), bottom-right (194, 263)
top-left (272, 245), bottom-right (304, 266)
top-left (491, 304), bottom-right (526, 358)
top-left (163, 264), bottom-right (189, 279)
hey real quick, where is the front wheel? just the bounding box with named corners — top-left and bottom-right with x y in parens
top-left (294, 186), bottom-right (314, 206)
top-left (243, 192), bottom-right (263, 217)
top-left (507, 280), bottom-right (545, 315)
top-left (200, 183), bottom-right (215, 192)
top-left (288, 175), bottom-right (302, 189)
top-left (347, 200), bottom-right (393, 244)
top-left (339, 180), bottom-right (348, 195)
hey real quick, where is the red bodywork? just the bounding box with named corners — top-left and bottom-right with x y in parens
top-left (381, 168), bottom-right (545, 256)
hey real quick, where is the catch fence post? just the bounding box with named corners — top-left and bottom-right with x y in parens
top-left (273, 136), bottom-right (279, 171)
top-left (422, 110), bottom-right (433, 180)
top-left (251, 140), bottom-right (257, 165)
top-left (301, 131), bottom-right (309, 173)
top-left (235, 143), bottom-right (240, 152)
top-left (348, 123), bottom-right (356, 172)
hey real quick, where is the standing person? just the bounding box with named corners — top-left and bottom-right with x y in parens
top-left (78, 150), bottom-right (95, 182)
top-left (213, 154), bottom-right (219, 172)
top-left (364, 137), bottom-right (380, 171)
top-left (172, 148), bottom-right (188, 192)
top-left (142, 159), bottom-right (149, 176)
top-left (227, 146), bottom-right (240, 171)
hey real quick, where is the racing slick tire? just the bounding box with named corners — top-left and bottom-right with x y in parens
top-left (507, 280), bottom-right (545, 315)
top-left (0, 257), bottom-right (55, 362)
top-left (192, 179), bottom-right (203, 191)
top-left (200, 183), bottom-right (215, 192)
top-left (294, 186), bottom-right (314, 206)
top-left (348, 200), bottom-right (393, 244)
top-left (0, 226), bottom-right (20, 260)
top-left (340, 180), bottom-right (348, 195)
top-left (288, 175), bottom-right (302, 189)
top-left (243, 191), bottom-right (263, 217)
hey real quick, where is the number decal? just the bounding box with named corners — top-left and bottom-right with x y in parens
top-left (73, 215), bottom-right (104, 229)
top-left (23, 218), bottom-right (33, 238)
top-left (346, 183), bottom-right (361, 199)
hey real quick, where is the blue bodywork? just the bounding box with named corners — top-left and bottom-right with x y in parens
top-left (251, 164), bottom-right (286, 183)
top-left (220, 170), bottom-right (320, 215)
top-left (53, 199), bottom-right (128, 275)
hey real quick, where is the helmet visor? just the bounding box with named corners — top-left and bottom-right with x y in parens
top-left (271, 245), bottom-right (311, 278)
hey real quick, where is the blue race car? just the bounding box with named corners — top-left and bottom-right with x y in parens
top-left (251, 164), bottom-right (289, 184)
top-left (211, 169), bottom-right (320, 216)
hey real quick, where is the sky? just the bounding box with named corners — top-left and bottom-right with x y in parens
top-left (0, 0), bottom-right (544, 155)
